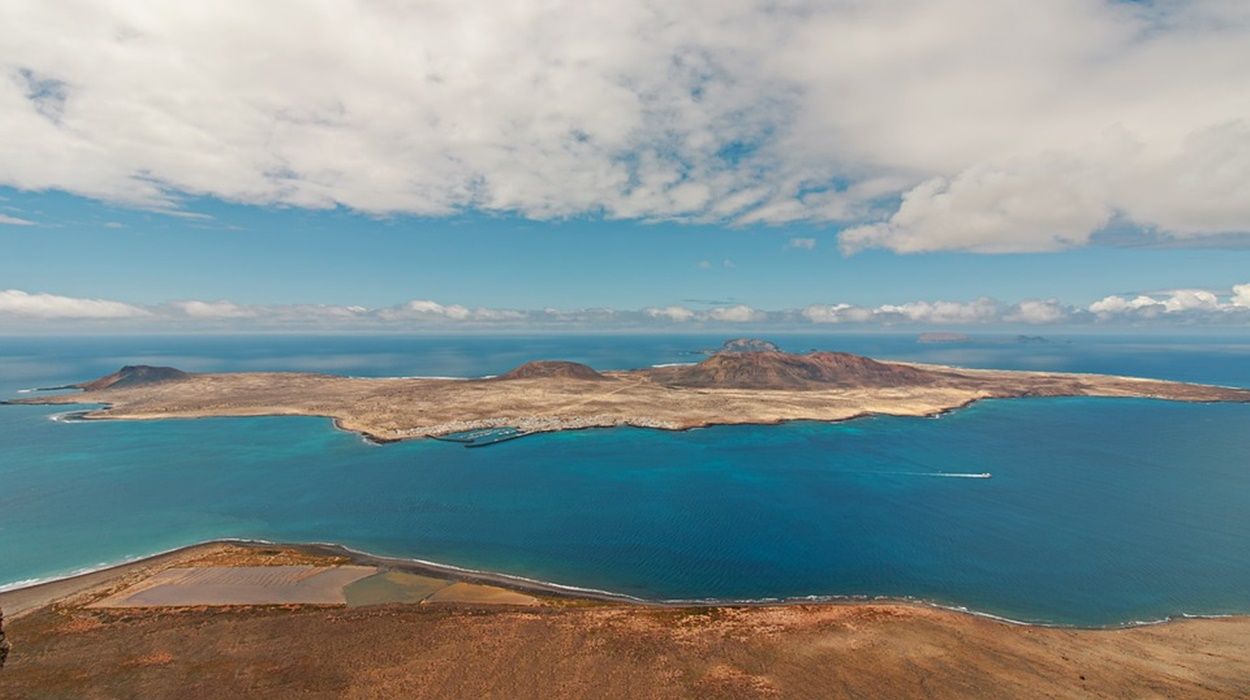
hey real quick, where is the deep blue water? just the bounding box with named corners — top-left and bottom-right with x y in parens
top-left (1, 334), bottom-right (1249, 625)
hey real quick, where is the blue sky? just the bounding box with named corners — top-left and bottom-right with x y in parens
top-left (5, 187), bottom-right (1250, 313)
top-left (2, 2), bottom-right (1249, 331)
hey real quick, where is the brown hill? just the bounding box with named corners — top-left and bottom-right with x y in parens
top-left (78, 365), bottom-right (190, 392)
top-left (494, 361), bottom-right (606, 381)
top-left (646, 351), bottom-right (938, 390)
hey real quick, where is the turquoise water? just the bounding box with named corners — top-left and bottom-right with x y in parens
top-left (2, 334), bottom-right (1249, 625)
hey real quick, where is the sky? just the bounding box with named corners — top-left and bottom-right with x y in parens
top-left (2, 1), bottom-right (1250, 332)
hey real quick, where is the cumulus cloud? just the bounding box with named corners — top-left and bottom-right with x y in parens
top-left (5, 283), bottom-right (1250, 329)
top-left (0, 288), bottom-right (148, 318)
top-left (1005, 299), bottom-right (1069, 325)
top-left (1086, 287), bottom-right (1250, 322)
top-left (174, 300), bottom-right (257, 318)
top-left (645, 305), bottom-right (697, 322)
top-left (840, 159), bottom-right (1114, 253)
top-left (377, 299), bottom-right (526, 322)
top-left (2, 1), bottom-right (1248, 251)
top-left (875, 298), bottom-right (1002, 324)
top-left (801, 303), bottom-right (872, 324)
top-left (708, 305), bottom-right (765, 323)
top-left (1233, 284), bottom-right (1250, 308)
top-left (396, 300), bottom-right (472, 320)
top-left (786, 237), bottom-right (816, 250)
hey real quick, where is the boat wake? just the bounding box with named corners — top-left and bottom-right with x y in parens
top-left (878, 471), bottom-right (992, 479)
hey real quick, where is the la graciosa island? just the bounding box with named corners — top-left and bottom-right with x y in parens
top-left (12, 341), bottom-right (1250, 444)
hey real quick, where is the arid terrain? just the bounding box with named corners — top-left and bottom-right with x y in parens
top-left (9, 347), bottom-right (1250, 443)
top-left (1, 542), bottom-right (1247, 699)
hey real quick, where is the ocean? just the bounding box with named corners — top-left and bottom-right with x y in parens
top-left (1, 333), bottom-right (1248, 625)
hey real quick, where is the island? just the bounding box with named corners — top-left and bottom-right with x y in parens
top-left (8, 341), bottom-right (1250, 444)
top-left (917, 331), bottom-right (971, 343)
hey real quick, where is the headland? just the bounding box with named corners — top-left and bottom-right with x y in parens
top-left (1, 541), bottom-right (1247, 698)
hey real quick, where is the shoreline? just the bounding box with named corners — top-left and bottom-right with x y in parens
top-left (24, 392), bottom-right (1219, 450)
top-left (7, 390), bottom-right (1150, 447)
top-left (2, 537), bottom-right (1242, 630)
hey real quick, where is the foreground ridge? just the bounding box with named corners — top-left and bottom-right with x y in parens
top-left (1, 541), bottom-right (1247, 698)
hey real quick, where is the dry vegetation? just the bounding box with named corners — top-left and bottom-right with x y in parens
top-left (2, 543), bottom-right (1248, 699)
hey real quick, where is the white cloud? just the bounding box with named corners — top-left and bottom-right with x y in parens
top-left (875, 298), bottom-right (1001, 324)
top-left (399, 300), bottom-right (472, 320)
top-left (1088, 287), bottom-right (1248, 321)
top-left (469, 307), bottom-right (527, 321)
top-left (806, 297), bottom-right (1065, 325)
top-left (1160, 289), bottom-right (1219, 313)
top-left (1, 1), bottom-right (1247, 251)
top-left (378, 299), bottom-right (525, 322)
top-left (645, 305), bottom-right (696, 322)
top-left (786, 237), bottom-right (816, 250)
top-left (801, 303), bottom-right (873, 324)
top-left (697, 260), bottom-right (712, 269)
top-left (0, 289), bottom-right (148, 318)
top-left (1005, 299), bottom-right (1068, 325)
top-left (4, 282), bottom-right (1250, 329)
top-left (1232, 284), bottom-right (1250, 308)
top-left (175, 300), bottom-right (257, 318)
top-left (722, 259), bottom-right (736, 269)
top-left (708, 305), bottom-right (765, 323)
top-left (1088, 294), bottom-right (1160, 317)
top-left (0, 214), bottom-right (35, 226)
top-left (840, 158), bottom-right (1114, 253)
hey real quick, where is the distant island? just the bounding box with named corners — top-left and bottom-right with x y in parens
top-left (917, 332), bottom-right (971, 344)
top-left (917, 332), bottom-right (1053, 344)
top-left (10, 340), bottom-right (1249, 444)
top-left (708, 337), bottom-right (781, 354)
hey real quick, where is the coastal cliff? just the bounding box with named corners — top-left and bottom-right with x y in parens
top-left (1, 606), bottom-right (9, 669)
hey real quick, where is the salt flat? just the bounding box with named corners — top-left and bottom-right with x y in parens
top-left (89, 565), bottom-right (377, 607)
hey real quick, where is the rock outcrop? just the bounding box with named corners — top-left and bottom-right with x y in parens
top-left (494, 361), bottom-right (606, 381)
top-left (1, 606), bottom-right (9, 669)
